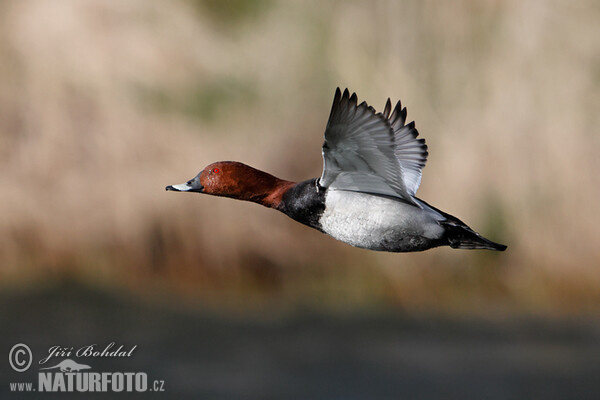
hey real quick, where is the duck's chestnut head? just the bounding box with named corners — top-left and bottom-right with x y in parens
top-left (166, 161), bottom-right (294, 207)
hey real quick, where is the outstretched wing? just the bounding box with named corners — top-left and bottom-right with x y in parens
top-left (382, 97), bottom-right (428, 196)
top-left (319, 88), bottom-right (427, 203)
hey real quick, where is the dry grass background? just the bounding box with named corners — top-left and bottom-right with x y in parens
top-left (0, 0), bottom-right (598, 315)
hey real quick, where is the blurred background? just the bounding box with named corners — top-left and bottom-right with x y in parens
top-left (1, 0), bottom-right (599, 398)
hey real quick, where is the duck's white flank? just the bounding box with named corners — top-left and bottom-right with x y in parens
top-left (320, 190), bottom-right (444, 250)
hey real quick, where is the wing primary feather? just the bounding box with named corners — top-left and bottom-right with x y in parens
top-left (383, 99), bottom-right (392, 118)
top-left (389, 101), bottom-right (398, 123)
top-left (391, 101), bottom-right (402, 125)
top-left (328, 88), bottom-right (342, 122)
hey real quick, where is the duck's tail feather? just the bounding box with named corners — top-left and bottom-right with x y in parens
top-left (413, 197), bottom-right (507, 251)
top-left (442, 220), bottom-right (507, 251)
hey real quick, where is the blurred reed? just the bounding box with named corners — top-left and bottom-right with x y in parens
top-left (0, 0), bottom-right (599, 315)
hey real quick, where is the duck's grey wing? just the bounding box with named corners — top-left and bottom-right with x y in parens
top-left (319, 88), bottom-right (418, 204)
top-left (381, 98), bottom-right (428, 196)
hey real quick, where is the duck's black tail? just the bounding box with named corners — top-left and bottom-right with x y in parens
top-left (442, 220), bottom-right (507, 251)
top-left (414, 197), bottom-right (507, 251)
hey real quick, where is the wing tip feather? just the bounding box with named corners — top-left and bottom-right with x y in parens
top-left (349, 92), bottom-right (358, 104)
top-left (383, 98), bottom-right (392, 118)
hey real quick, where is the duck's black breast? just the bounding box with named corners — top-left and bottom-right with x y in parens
top-left (278, 178), bottom-right (326, 231)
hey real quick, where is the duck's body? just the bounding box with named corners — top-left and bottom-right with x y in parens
top-left (167, 89), bottom-right (506, 252)
top-left (318, 190), bottom-right (445, 252)
top-left (278, 179), bottom-right (442, 252)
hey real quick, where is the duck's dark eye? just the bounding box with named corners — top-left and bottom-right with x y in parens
top-left (187, 180), bottom-right (193, 185)
top-left (212, 168), bottom-right (220, 174)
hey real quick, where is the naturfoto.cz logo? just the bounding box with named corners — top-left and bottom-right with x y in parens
top-left (8, 343), bottom-right (165, 393)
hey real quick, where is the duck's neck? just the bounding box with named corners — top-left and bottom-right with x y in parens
top-left (230, 167), bottom-right (296, 209)
top-left (256, 178), bottom-right (297, 209)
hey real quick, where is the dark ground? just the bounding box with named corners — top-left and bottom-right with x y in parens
top-left (1, 281), bottom-right (599, 399)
